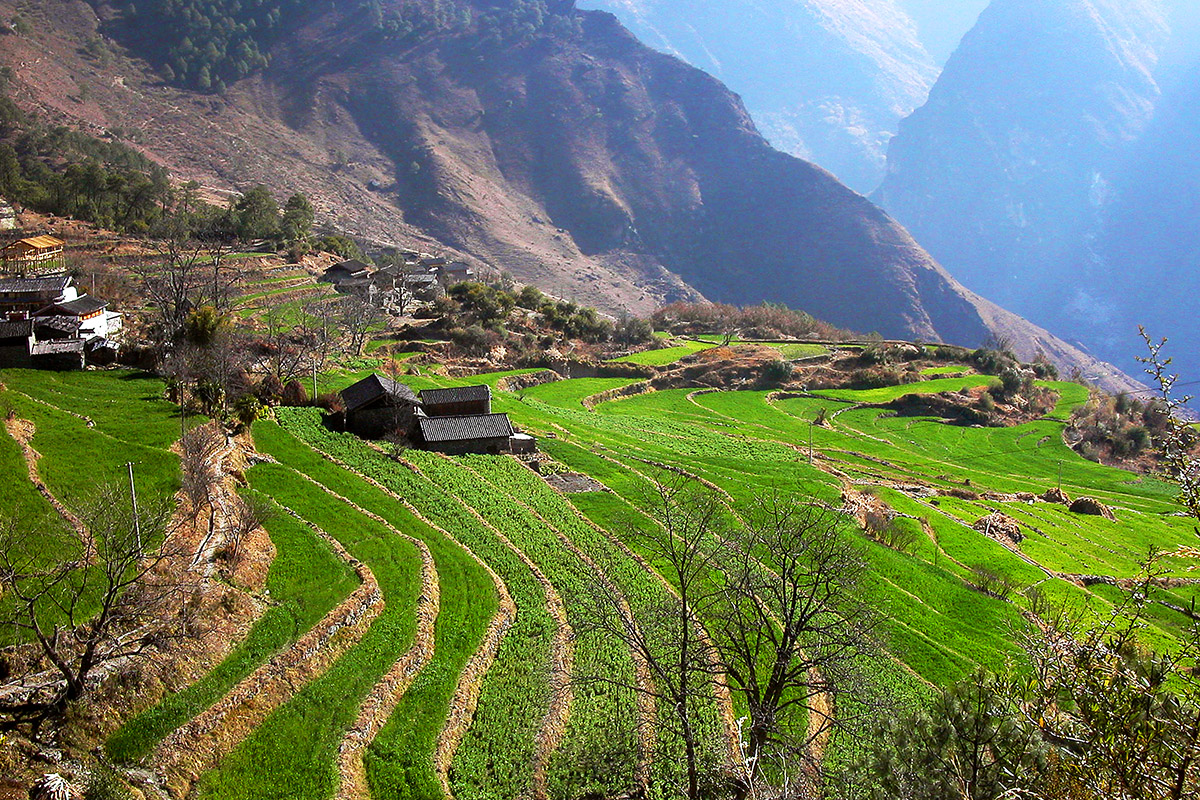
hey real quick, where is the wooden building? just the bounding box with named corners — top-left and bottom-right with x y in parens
top-left (417, 413), bottom-right (515, 455)
top-left (418, 385), bottom-right (492, 417)
top-left (339, 373), bottom-right (422, 439)
top-left (2, 235), bottom-right (65, 271)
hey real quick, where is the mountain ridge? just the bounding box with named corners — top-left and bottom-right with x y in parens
top-left (0, 0), bottom-right (1140, 390)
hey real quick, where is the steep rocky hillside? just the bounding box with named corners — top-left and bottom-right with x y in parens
top-left (578, 0), bottom-right (988, 193)
top-left (0, 0), bottom-right (1135, 389)
top-left (876, 0), bottom-right (1200, 378)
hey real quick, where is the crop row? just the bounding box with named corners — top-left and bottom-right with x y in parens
top-left (106, 488), bottom-right (359, 763)
top-left (458, 455), bottom-right (736, 793)
top-left (407, 451), bottom-right (643, 800)
top-left (270, 411), bottom-right (552, 800)
top-left (252, 419), bottom-right (498, 800)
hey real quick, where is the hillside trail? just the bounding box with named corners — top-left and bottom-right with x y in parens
top-left (4, 415), bottom-right (92, 557)
top-left (284, 472), bottom-right (441, 800)
top-left (449, 454), bottom-right (657, 792)
top-left (402, 455), bottom-right (573, 800)
top-left (149, 500), bottom-right (383, 798)
top-left (280, 437), bottom-right (517, 800)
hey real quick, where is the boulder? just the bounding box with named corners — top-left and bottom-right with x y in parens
top-left (1069, 497), bottom-right (1116, 521)
top-left (1042, 487), bottom-right (1071, 505)
top-left (973, 512), bottom-right (1023, 545)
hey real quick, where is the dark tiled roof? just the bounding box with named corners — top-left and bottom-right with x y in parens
top-left (37, 296), bottom-right (108, 316)
top-left (34, 316), bottom-right (80, 337)
top-left (331, 259), bottom-right (371, 273)
top-left (0, 275), bottom-right (71, 294)
top-left (339, 374), bottom-right (419, 413)
top-left (0, 319), bottom-right (32, 339)
top-left (419, 385), bottom-right (491, 406)
top-left (418, 413), bottom-right (514, 443)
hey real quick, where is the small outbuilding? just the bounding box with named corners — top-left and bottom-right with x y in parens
top-left (0, 319), bottom-right (33, 368)
top-left (417, 413), bottom-right (515, 455)
top-left (418, 384), bottom-right (492, 417)
top-left (2, 235), bottom-right (65, 271)
top-left (339, 373), bottom-right (422, 439)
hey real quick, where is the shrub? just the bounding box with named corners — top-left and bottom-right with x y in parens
top-left (281, 380), bottom-right (309, 407)
top-left (763, 359), bottom-right (793, 384)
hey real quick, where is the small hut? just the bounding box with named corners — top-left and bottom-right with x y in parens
top-left (339, 374), bottom-right (422, 439)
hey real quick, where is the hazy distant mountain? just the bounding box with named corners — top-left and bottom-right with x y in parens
top-left (576, 0), bottom-right (987, 193)
top-left (876, 0), bottom-right (1200, 377)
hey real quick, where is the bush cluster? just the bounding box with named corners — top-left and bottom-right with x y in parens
top-left (1069, 390), bottom-right (1172, 462)
top-left (651, 301), bottom-right (852, 341)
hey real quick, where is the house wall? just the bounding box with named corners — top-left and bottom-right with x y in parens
top-left (0, 342), bottom-right (30, 368)
top-left (346, 403), bottom-right (420, 440)
top-left (423, 399), bottom-right (491, 417)
top-left (423, 436), bottom-right (510, 455)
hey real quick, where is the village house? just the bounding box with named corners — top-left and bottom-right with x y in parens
top-left (2, 235), bottom-right (65, 273)
top-left (319, 259), bottom-right (372, 285)
top-left (338, 373), bottom-right (423, 439)
top-left (0, 274), bottom-right (78, 316)
top-left (0, 275), bottom-right (121, 368)
top-left (437, 261), bottom-right (474, 287)
top-left (416, 413), bottom-right (516, 455)
top-left (34, 295), bottom-right (122, 340)
top-left (418, 384), bottom-right (492, 417)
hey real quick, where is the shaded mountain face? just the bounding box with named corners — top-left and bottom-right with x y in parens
top-left (875, 0), bottom-right (1200, 378)
top-left (0, 0), bottom-right (1135, 387)
top-left (576, 0), bottom-right (987, 193)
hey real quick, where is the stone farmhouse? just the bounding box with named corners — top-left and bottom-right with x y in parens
top-left (338, 373), bottom-right (533, 454)
top-left (0, 273), bottom-right (122, 368)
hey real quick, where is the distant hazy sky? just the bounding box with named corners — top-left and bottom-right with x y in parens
top-left (893, 0), bottom-right (991, 63)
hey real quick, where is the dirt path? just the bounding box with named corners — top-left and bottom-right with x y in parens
top-left (149, 507), bottom-right (383, 799)
top-left (5, 416), bottom-right (91, 554)
top-left (404, 456), bottom-right (573, 800)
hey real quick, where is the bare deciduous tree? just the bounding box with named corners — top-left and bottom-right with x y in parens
top-left (712, 498), bottom-right (879, 796)
top-left (337, 295), bottom-right (385, 356)
top-left (0, 484), bottom-right (192, 733)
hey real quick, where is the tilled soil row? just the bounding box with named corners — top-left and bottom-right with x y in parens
top-left (284, 473), bottom-right (442, 800)
top-left (150, 507), bottom-right (383, 799)
top-left (404, 456), bottom-right (573, 800)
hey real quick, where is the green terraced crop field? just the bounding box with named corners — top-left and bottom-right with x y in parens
top-left (5, 363), bottom-right (1197, 800)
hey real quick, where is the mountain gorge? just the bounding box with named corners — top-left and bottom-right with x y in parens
top-left (576, 0), bottom-right (989, 193)
top-left (875, 0), bottom-right (1200, 379)
top-left (0, 0), bottom-right (1132, 387)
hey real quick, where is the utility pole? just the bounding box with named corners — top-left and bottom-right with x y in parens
top-left (808, 421), bottom-right (814, 465)
top-left (127, 461), bottom-right (142, 550)
top-left (1058, 460), bottom-right (1062, 492)
top-left (312, 356), bottom-right (318, 403)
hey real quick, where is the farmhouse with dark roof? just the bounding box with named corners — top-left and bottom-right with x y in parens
top-left (339, 374), bottom-right (422, 439)
top-left (417, 413), bottom-right (515, 455)
top-left (418, 385), bottom-right (492, 417)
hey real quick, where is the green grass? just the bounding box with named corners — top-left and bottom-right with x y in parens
top-left (920, 365), bottom-right (972, 375)
top-left (517, 377), bottom-right (637, 408)
top-left (609, 340), bottom-right (713, 366)
top-left (106, 488), bottom-right (358, 762)
top-left (196, 462), bottom-right (426, 800)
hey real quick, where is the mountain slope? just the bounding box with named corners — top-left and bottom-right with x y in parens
top-left (0, 0), bottom-right (1137, 388)
top-left (875, 0), bottom-right (1200, 378)
top-left (577, 0), bottom-right (989, 193)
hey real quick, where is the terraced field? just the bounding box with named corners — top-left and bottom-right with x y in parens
top-left (6, 363), bottom-right (1197, 799)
